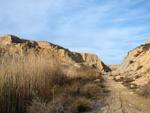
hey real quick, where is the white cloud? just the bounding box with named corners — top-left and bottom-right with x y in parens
top-left (0, 0), bottom-right (149, 64)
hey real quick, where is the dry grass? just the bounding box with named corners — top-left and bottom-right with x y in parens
top-left (122, 77), bottom-right (134, 83)
top-left (0, 55), bottom-right (103, 113)
top-left (134, 51), bottom-right (142, 57)
top-left (0, 55), bottom-right (59, 113)
top-left (143, 44), bottom-right (150, 52)
top-left (138, 83), bottom-right (150, 98)
top-left (120, 77), bottom-right (138, 90)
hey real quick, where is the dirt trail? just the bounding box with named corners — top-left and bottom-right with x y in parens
top-left (90, 75), bottom-right (150, 113)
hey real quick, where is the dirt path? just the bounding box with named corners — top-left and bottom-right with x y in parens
top-left (90, 75), bottom-right (150, 113)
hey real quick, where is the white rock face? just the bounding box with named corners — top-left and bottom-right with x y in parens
top-left (115, 38), bottom-right (150, 86)
top-left (117, 41), bottom-right (150, 74)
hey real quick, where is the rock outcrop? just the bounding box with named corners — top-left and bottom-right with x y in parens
top-left (0, 34), bottom-right (110, 72)
top-left (80, 53), bottom-right (110, 72)
top-left (116, 39), bottom-right (150, 85)
top-left (117, 41), bottom-right (150, 73)
top-left (108, 65), bottom-right (119, 71)
top-left (146, 38), bottom-right (150, 44)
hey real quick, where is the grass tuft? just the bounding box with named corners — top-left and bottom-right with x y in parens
top-left (138, 83), bottom-right (150, 98)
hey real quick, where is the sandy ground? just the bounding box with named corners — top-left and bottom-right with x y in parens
top-left (88, 75), bottom-right (150, 113)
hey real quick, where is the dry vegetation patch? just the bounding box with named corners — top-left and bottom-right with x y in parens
top-left (138, 82), bottom-right (150, 98)
top-left (113, 75), bottom-right (139, 90)
top-left (0, 55), bottom-right (103, 113)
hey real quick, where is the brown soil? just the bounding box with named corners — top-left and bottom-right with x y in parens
top-left (89, 75), bottom-right (150, 113)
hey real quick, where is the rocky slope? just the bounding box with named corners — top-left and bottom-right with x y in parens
top-left (115, 38), bottom-right (150, 85)
top-left (146, 38), bottom-right (150, 44)
top-left (117, 39), bottom-right (150, 73)
top-left (107, 65), bottom-right (119, 71)
top-left (80, 53), bottom-right (110, 72)
top-left (0, 34), bottom-right (110, 72)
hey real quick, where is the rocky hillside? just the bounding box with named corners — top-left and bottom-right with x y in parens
top-left (117, 39), bottom-right (150, 73)
top-left (116, 38), bottom-right (150, 85)
top-left (107, 65), bottom-right (119, 71)
top-left (0, 34), bottom-right (110, 72)
top-left (80, 53), bottom-right (110, 72)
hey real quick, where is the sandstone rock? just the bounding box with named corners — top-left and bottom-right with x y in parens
top-left (130, 85), bottom-right (135, 88)
top-left (108, 65), bottom-right (119, 71)
top-left (93, 79), bottom-right (101, 83)
top-left (80, 53), bottom-right (111, 72)
top-left (146, 38), bottom-right (150, 44)
top-left (116, 38), bottom-right (150, 86)
top-left (0, 34), bottom-right (110, 72)
top-left (115, 76), bottom-right (123, 81)
top-left (117, 38), bottom-right (150, 74)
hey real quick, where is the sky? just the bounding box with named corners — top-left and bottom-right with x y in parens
top-left (0, 0), bottom-right (150, 65)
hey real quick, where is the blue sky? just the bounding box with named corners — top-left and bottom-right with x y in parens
top-left (0, 0), bottom-right (150, 64)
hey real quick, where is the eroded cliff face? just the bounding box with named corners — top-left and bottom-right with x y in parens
top-left (117, 41), bottom-right (150, 74)
top-left (115, 39), bottom-right (150, 85)
top-left (146, 38), bottom-right (150, 44)
top-left (0, 34), bottom-right (109, 72)
top-left (80, 53), bottom-right (110, 72)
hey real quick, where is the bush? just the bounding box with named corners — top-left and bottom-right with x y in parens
top-left (27, 95), bottom-right (76, 113)
top-left (81, 83), bottom-right (102, 98)
top-left (138, 84), bottom-right (150, 98)
top-left (122, 83), bottom-right (138, 89)
top-left (143, 44), bottom-right (150, 52)
top-left (122, 77), bottom-right (134, 83)
top-left (74, 97), bottom-right (92, 112)
top-left (121, 77), bottom-right (138, 89)
top-left (27, 96), bottom-right (92, 113)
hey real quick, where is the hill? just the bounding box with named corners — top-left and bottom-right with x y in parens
top-left (0, 34), bottom-right (110, 72)
top-left (114, 38), bottom-right (150, 86)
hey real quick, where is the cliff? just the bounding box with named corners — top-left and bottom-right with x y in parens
top-left (80, 53), bottom-right (110, 72)
top-left (0, 34), bottom-right (110, 72)
top-left (117, 40), bottom-right (150, 74)
top-left (116, 39), bottom-right (150, 85)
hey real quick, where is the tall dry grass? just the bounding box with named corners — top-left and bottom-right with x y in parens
top-left (0, 54), bottom-right (103, 113)
top-left (0, 55), bottom-right (65, 113)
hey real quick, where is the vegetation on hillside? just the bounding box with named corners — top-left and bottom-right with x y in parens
top-left (0, 55), bottom-right (103, 113)
top-left (138, 82), bottom-right (150, 98)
